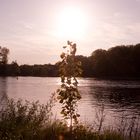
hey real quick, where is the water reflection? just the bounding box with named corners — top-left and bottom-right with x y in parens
top-left (0, 77), bottom-right (139, 128)
top-left (90, 86), bottom-right (140, 114)
top-left (0, 77), bottom-right (8, 108)
top-left (78, 78), bottom-right (140, 126)
top-left (79, 78), bottom-right (140, 111)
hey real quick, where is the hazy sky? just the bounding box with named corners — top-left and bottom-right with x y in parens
top-left (0, 0), bottom-right (140, 64)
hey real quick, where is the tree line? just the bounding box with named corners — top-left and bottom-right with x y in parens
top-left (0, 43), bottom-right (140, 77)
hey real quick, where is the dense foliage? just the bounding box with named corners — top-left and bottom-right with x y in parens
top-left (0, 43), bottom-right (140, 77)
top-left (0, 63), bottom-right (58, 77)
top-left (76, 43), bottom-right (140, 77)
top-left (0, 94), bottom-right (56, 140)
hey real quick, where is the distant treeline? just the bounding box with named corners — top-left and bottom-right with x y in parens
top-left (0, 63), bottom-right (58, 77)
top-left (0, 43), bottom-right (140, 77)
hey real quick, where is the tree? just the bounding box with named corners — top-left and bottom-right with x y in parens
top-left (90, 49), bottom-right (109, 76)
top-left (57, 41), bottom-right (82, 133)
top-left (75, 55), bottom-right (92, 77)
top-left (7, 61), bottom-right (20, 76)
top-left (0, 46), bottom-right (9, 64)
top-left (0, 46), bottom-right (9, 75)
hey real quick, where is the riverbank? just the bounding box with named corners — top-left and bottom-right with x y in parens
top-left (0, 98), bottom-right (139, 140)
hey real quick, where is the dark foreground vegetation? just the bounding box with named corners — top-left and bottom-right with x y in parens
top-left (0, 43), bottom-right (140, 77)
top-left (0, 98), bottom-right (139, 140)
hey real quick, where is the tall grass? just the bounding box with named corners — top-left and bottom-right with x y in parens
top-left (0, 96), bottom-right (139, 140)
top-left (0, 93), bottom-right (56, 140)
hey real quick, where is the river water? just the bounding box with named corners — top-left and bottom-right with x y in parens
top-left (0, 77), bottom-right (140, 128)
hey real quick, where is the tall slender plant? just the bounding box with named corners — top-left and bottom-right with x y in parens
top-left (57, 41), bottom-right (82, 132)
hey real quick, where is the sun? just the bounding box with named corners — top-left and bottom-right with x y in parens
top-left (56, 7), bottom-right (87, 40)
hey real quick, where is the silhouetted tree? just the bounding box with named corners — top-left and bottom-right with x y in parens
top-left (75, 55), bottom-right (91, 76)
top-left (0, 46), bottom-right (9, 75)
top-left (0, 46), bottom-right (9, 64)
top-left (7, 61), bottom-right (20, 76)
top-left (88, 44), bottom-right (140, 77)
top-left (57, 41), bottom-right (82, 134)
top-left (90, 49), bottom-right (110, 76)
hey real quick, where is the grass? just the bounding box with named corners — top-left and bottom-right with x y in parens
top-left (0, 96), bottom-right (139, 140)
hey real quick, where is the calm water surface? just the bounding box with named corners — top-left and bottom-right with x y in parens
top-left (0, 77), bottom-right (140, 127)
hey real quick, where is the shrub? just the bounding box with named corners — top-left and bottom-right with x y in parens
top-left (0, 93), bottom-right (55, 140)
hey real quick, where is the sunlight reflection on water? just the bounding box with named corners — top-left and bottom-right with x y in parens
top-left (0, 77), bottom-right (140, 128)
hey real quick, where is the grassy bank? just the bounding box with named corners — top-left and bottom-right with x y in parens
top-left (0, 98), bottom-right (139, 140)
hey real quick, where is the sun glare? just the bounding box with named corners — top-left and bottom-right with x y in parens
top-left (56, 7), bottom-right (88, 40)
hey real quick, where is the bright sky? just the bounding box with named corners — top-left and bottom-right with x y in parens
top-left (0, 0), bottom-right (140, 64)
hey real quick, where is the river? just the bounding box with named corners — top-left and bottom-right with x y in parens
top-left (0, 77), bottom-right (140, 129)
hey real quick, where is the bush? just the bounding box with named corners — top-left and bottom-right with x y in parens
top-left (0, 93), bottom-right (55, 140)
